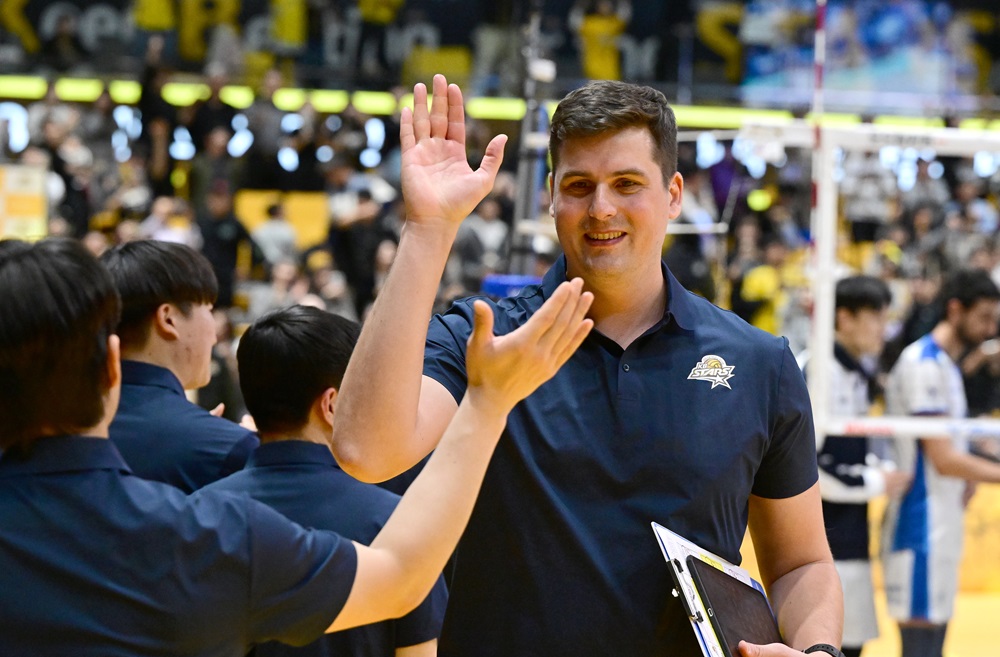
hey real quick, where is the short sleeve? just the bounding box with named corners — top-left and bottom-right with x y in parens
top-left (423, 303), bottom-right (476, 404)
top-left (902, 359), bottom-right (949, 415)
top-left (247, 499), bottom-right (358, 646)
top-left (752, 340), bottom-right (819, 499)
top-left (395, 574), bottom-right (448, 647)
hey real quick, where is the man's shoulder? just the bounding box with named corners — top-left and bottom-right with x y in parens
top-left (680, 290), bottom-right (787, 352)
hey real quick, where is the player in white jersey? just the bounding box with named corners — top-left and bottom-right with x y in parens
top-left (882, 269), bottom-right (1000, 657)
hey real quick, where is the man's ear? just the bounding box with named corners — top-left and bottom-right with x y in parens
top-left (316, 387), bottom-right (338, 427)
top-left (153, 303), bottom-right (182, 340)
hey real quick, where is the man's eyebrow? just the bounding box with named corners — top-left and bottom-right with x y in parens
top-left (559, 168), bottom-right (649, 179)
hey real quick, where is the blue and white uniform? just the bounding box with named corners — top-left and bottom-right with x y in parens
top-left (882, 334), bottom-right (968, 623)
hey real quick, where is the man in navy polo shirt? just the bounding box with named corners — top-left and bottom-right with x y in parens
top-left (204, 305), bottom-right (447, 657)
top-left (330, 75), bottom-right (845, 657)
top-left (101, 240), bottom-right (258, 491)
top-left (0, 238), bottom-right (592, 654)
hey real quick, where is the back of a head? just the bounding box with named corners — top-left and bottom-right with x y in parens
top-left (549, 80), bottom-right (677, 184)
top-left (0, 238), bottom-right (121, 452)
top-left (100, 240), bottom-right (218, 348)
top-left (836, 275), bottom-right (892, 313)
top-left (939, 268), bottom-right (1000, 311)
top-left (238, 305), bottom-right (360, 436)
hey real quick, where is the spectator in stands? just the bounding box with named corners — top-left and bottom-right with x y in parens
top-left (101, 240), bottom-right (259, 492)
top-left (188, 126), bottom-right (242, 212)
top-left (357, 0), bottom-right (405, 87)
top-left (325, 155), bottom-right (387, 318)
top-left (732, 233), bottom-right (789, 335)
top-left (569, 0), bottom-right (632, 81)
top-left (244, 68), bottom-right (286, 189)
top-left (187, 62), bottom-right (238, 154)
top-left (244, 259), bottom-right (310, 322)
top-left (130, 0), bottom-right (178, 63)
top-left (197, 181), bottom-right (263, 307)
top-left (203, 305), bottom-right (447, 657)
top-left (453, 195), bottom-right (510, 293)
top-left (902, 157), bottom-right (950, 221)
top-left (254, 201), bottom-right (300, 266)
top-left (471, 0), bottom-right (523, 96)
top-left (138, 196), bottom-right (202, 248)
top-left (841, 148), bottom-right (899, 243)
top-left (39, 14), bottom-right (87, 73)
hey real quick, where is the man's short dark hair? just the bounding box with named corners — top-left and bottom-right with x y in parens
top-left (549, 80), bottom-right (678, 184)
top-left (939, 268), bottom-right (1000, 310)
top-left (100, 240), bottom-right (217, 347)
top-left (0, 238), bottom-right (121, 452)
top-left (237, 305), bottom-right (360, 436)
top-left (836, 275), bottom-right (891, 313)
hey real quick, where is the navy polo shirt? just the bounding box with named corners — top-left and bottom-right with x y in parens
top-left (110, 360), bottom-right (259, 492)
top-left (0, 436), bottom-right (357, 656)
top-left (424, 256), bottom-right (818, 657)
top-left (204, 440), bottom-right (447, 657)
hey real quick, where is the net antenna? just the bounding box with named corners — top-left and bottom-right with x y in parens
top-left (737, 118), bottom-right (1000, 443)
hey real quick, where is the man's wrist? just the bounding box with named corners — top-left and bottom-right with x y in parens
top-left (804, 643), bottom-right (846, 657)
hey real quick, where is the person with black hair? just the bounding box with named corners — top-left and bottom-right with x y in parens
top-left (806, 276), bottom-right (912, 657)
top-left (101, 240), bottom-right (259, 491)
top-left (0, 237), bottom-right (592, 654)
top-left (882, 268), bottom-right (1000, 657)
top-left (204, 306), bottom-right (446, 657)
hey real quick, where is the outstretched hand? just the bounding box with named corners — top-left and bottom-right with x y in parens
top-left (400, 74), bottom-right (508, 230)
top-left (465, 279), bottom-right (594, 415)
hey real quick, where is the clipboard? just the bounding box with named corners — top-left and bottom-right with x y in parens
top-left (652, 522), bottom-right (784, 657)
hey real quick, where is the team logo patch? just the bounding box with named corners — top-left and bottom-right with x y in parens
top-left (687, 354), bottom-right (736, 390)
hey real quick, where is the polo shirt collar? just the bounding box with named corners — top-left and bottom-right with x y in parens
top-left (247, 440), bottom-right (339, 469)
top-left (121, 360), bottom-right (185, 396)
top-left (0, 436), bottom-right (132, 477)
top-left (540, 255), bottom-right (695, 331)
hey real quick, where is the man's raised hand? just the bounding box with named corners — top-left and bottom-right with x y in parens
top-left (400, 74), bottom-right (507, 230)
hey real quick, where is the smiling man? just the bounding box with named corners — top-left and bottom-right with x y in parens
top-left (330, 76), bottom-right (843, 657)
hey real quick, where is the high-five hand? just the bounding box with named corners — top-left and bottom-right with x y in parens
top-left (465, 279), bottom-right (594, 415)
top-left (400, 74), bottom-right (508, 229)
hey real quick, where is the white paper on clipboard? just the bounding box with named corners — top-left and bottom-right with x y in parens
top-left (651, 521), bottom-right (769, 657)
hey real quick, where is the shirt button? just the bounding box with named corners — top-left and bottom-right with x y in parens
top-left (623, 364), bottom-right (630, 372)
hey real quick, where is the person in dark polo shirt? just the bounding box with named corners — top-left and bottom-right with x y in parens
top-left (204, 305), bottom-right (447, 657)
top-left (101, 240), bottom-right (258, 492)
top-left (0, 237), bottom-right (592, 655)
top-left (329, 76), bottom-right (846, 657)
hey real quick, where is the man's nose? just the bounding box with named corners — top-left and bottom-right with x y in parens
top-left (588, 185), bottom-right (615, 221)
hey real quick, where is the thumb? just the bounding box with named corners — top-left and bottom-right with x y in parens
top-left (738, 641), bottom-right (761, 657)
top-left (477, 134), bottom-right (508, 183)
top-left (468, 300), bottom-right (495, 353)
top-left (210, 403), bottom-right (225, 417)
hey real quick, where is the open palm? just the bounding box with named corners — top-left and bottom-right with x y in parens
top-left (400, 74), bottom-right (507, 229)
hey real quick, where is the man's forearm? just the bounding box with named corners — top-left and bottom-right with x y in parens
top-left (332, 221), bottom-right (457, 481)
top-left (769, 560), bottom-right (843, 650)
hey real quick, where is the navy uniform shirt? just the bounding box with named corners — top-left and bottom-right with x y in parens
top-left (0, 436), bottom-right (357, 656)
top-left (424, 256), bottom-right (818, 657)
top-left (204, 441), bottom-right (447, 657)
top-left (110, 360), bottom-right (259, 492)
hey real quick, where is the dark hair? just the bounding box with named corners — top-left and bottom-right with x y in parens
top-left (549, 80), bottom-right (678, 184)
top-left (939, 268), bottom-right (1000, 310)
top-left (100, 240), bottom-right (217, 347)
top-left (237, 305), bottom-right (360, 436)
top-left (836, 275), bottom-right (891, 313)
top-left (0, 238), bottom-right (121, 452)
